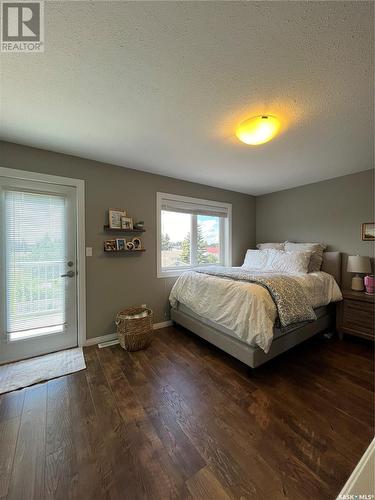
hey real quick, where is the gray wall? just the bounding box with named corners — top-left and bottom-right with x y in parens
top-left (1, 140), bottom-right (373, 339)
top-left (256, 169), bottom-right (375, 287)
top-left (0, 141), bottom-right (256, 339)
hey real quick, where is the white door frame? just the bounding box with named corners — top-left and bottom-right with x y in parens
top-left (0, 167), bottom-right (86, 347)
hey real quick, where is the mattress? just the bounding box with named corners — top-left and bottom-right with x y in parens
top-left (176, 302), bottom-right (332, 343)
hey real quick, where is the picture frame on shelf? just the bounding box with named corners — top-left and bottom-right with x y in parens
top-left (109, 208), bottom-right (127, 229)
top-left (116, 238), bottom-right (126, 251)
top-left (132, 237), bottom-right (142, 250)
top-left (104, 240), bottom-right (117, 251)
top-left (121, 216), bottom-right (133, 230)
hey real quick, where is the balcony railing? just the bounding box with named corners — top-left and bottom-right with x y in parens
top-left (7, 260), bottom-right (65, 338)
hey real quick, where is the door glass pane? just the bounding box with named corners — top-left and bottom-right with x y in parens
top-left (5, 190), bottom-right (66, 341)
top-left (161, 210), bottom-right (191, 268)
top-left (197, 214), bottom-right (220, 265)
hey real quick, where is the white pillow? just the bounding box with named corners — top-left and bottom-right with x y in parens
top-left (242, 249), bottom-right (270, 271)
top-left (284, 242), bottom-right (326, 273)
top-left (242, 249), bottom-right (312, 274)
top-left (264, 249), bottom-right (312, 274)
top-left (256, 242), bottom-right (285, 250)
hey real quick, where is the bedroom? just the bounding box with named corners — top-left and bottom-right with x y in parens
top-left (0, 1), bottom-right (374, 499)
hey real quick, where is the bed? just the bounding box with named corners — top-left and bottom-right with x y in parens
top-left (170, 251), bottom-right (342, 368)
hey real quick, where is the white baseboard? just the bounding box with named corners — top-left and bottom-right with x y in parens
top-left (154, 320), bottom-right (173, 329)
top-left (98, 339), bottom-right (120, 348)
top-left (84, 320), bottom-right (173, 346)
top-left (337, 438), bottom-right (375, 499)
top-left (85, 333), bottom-right (118, 346)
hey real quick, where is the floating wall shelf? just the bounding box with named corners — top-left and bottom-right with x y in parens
top-left (103, 225), bottom-right (145, 233)
top-left (104, 248), bottom-right (146, 254)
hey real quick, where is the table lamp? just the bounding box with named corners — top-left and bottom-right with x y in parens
top-left (347, 255), bottom-right (372, 291)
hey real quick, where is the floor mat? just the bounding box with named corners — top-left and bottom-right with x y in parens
top-left (0, 347), bottom-right (86, 394)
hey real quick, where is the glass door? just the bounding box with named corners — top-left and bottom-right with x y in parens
top-left (0, 176), bottom-right (78, 364)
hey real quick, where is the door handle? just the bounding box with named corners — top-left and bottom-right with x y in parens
top-left (61, 270), bottom-right (76, 278)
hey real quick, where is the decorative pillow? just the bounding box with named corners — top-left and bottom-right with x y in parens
top-left (242, 249), bottom-right (270, 271)
top-left (242, 249), bottom-right (311, 274)
top-left (256, 242), bottom-right (285, 250)
top-left (284, 242), bottom-right (327, 273)
top-left (263, 249), bottom-right (312, 274)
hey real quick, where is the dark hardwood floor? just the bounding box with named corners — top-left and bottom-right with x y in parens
top-left (0, 326), bottom-right (373, 499)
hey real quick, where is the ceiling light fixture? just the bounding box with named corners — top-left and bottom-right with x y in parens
top-left (236, 115), bottom-right (280, 145)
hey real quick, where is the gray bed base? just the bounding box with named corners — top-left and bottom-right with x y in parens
top-left (171, 306), bottom-right (334, 368)
top-left (170, 251), bottom-right (341, 369)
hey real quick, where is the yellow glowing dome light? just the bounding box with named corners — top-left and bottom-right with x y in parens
top-left (236, 115), bottom-right (281, 145)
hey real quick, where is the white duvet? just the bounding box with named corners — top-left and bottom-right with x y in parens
top-left (169, 269), bottom-right (342, 353)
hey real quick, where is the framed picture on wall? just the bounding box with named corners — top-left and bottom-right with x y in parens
top-left (362, 222), bottom-right (375, 241)
top-left (109, 208), bottom-right (127, 229)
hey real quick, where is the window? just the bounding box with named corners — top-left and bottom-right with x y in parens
top-left (157, 193), bottom-right (231, 277)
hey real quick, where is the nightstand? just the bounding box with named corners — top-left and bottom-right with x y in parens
top-left (336, 290), bottom-right (375, 341)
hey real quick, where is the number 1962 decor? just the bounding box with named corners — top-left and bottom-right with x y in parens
top-left (132, 237), bottom-right (142, 250)
top-left (104, 240), bottom-right (117, 251)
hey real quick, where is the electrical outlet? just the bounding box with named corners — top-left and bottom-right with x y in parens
top-left (86, 247), bottom-right (93, 257)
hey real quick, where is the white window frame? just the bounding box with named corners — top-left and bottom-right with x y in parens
top-left (157, 192), bottom-right (232, 278)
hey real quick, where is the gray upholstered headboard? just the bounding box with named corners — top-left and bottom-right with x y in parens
top-left (321, 251), bottom-right (341, 286)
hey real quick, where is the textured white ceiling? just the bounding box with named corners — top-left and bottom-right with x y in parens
top-left (0, 1), bottom-right (373, 195)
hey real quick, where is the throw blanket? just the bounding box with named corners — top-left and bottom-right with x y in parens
top-left (194, 266), bottom-right (317, 328)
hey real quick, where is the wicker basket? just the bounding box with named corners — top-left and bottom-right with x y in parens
top-left (116, 307), bottom-right (153, 351)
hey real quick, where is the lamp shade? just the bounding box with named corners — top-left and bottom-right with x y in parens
top-left (347, 255), bottom-right (372, 274)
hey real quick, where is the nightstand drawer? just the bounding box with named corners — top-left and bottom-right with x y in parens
top-left (343, 299), bottom-right (374, 334)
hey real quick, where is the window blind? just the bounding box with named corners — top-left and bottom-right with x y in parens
top-left (161, 196), bottom-right (229, 218)
top-left (5, 189), bottom-right (66, 340)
